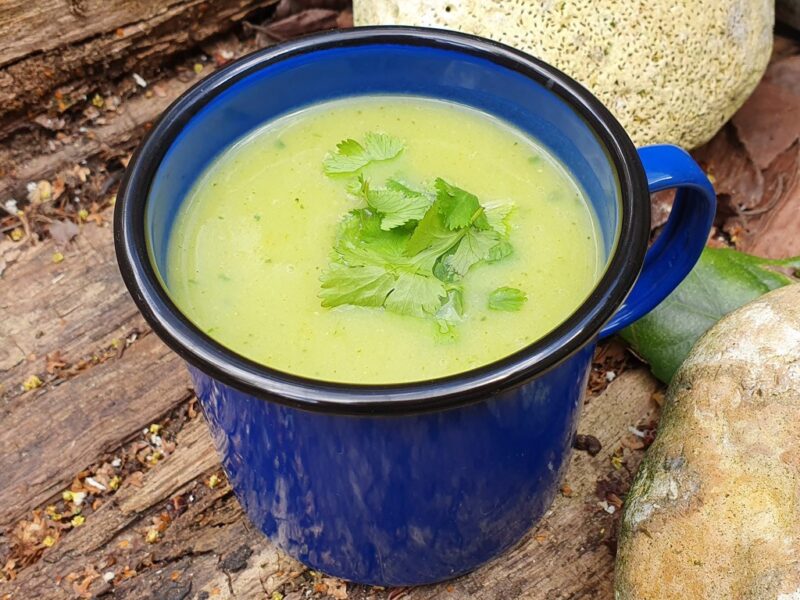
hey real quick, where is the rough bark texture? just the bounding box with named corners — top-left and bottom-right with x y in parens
top-left (616, 285), bottom-right (800, 600)
top-left (0, 58), bottom-right (210, 202)
top-left (0, 0), bottom-right (278, 137)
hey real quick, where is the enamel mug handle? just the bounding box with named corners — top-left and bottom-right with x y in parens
top-left (599, 145), bottom-right (716, 338)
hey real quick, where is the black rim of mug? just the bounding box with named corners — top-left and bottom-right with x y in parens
top-left (114, 26), bottom-right (650, 415)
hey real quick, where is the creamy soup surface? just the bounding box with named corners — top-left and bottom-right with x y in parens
top-left (165, 96), bottom-right (602, 384)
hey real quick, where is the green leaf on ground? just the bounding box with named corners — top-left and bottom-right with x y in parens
top-left (621, 247), bottom-right (800, 383)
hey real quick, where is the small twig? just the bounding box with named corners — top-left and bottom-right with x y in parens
top-left (99, 172), bottom-right (122, 197)
top-left (242, 20), bottom-right (275, 35)
top-left (31, 213), bottom-right (56, 225)
top-left (17, 210), bottom-right (33, 245)
top-left (242, 20), bottom-right (285, 44)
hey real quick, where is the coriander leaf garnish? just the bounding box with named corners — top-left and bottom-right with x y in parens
top-left (319, 137), bottom-right (522, 328)
top-left (323, 132), bottom-right (405, 175)
top-left (432, 249), bottom-right (459, 283)
top-left (384, 272), bottom-right (447, 317)
top-left (323, 139), bottom-right (371, 174)
top-left (320, 264), bottom-right (396, 308)
top-left (444, 228), bottom-right (501, 277)
top-left (366, 189), bottom-right (430, 230)
top-left (385, 178), bottom-right (428, 197)
top-left (363, 132), bottom-right (405, 162)
top-left (435, 178), bottom-right (484, 230)
top-left (487, 239), bottom-right (513, 263)
top-left (483, 200), bottom-right (515, 235)
top-left (351, 177), bottom-right (432, 231)
top-left (435, 288), bottom-right (465, 333)
top-left (405, 204), bottom-right (464, 270)
top-left (346, 173), bottom-right (369, 197)
top-left (438, 288), bottom-right (464, 319)
top-left (333, 209), bottom-right (410, 267)
top-left (488, 287), bottom-right (528, 311)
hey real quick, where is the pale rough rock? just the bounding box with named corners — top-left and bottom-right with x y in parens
top-left (354, 0), bottom-right (774, 148)
top-left (615, 285), bottom-right (800, 600)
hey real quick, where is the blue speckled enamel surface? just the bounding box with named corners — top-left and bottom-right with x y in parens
top-left (190, 345), bottom-right (592, 586)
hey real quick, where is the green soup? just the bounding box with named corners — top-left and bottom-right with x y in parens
top-left (165, 96), bottom-right (602, 384)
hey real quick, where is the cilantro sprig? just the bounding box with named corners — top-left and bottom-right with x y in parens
top-left (323, 132), bottom-right (405, 175)
top-left (318, 132), bottom-right (523, 328)
top-left (350, 175), bottom-right (432, 230)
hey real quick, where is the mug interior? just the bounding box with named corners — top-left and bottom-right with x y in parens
top-left (146, 42), bottom-right (621, 280)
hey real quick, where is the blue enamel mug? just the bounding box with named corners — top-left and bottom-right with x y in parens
top-left (115, 27), bottom-right (715, 586)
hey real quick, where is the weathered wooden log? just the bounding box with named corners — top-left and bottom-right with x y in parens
top-left (0, 0), bottom-right (279, 136)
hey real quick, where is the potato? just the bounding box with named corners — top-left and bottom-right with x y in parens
top-left (616, 284), bottom-right (800, 599)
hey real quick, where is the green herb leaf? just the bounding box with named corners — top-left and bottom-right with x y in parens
top-left (323, 139), bottom-right (370, 174)
top-left (320, 264), bottom-right (396, 308)
top-left (444, 228), bottom-right (501, 277)
top-left (363, 132), bottom-right (405, 162)
top-left (621, 248), bottom-right (800, 383)
top-left (487, 239), bottom-right (513, 262)
top-left (368, 189), bottom-right (430, 230)
top-left (323, 133), bottom-right (404, 175)
top-left (385, 272), bottom-right (447, 317)
top-left (432, 250), bottom-right (459, 283)
top-left (333, 209), bottom-right (410, 267)
top-left (488, 287), bottom-right (528, 311)
top-left (437, 288), bottom-right (464, 320)
top-left (346, 173), bottom-right (369, 197)
top-left (320, 138), bottom-right (519, 328)
top-left (436, 288), bottom-right (465, 333)
top-left (385, 178), bottom-right (428, 197)
top-left (483, 200), bottom-right (515, 235)
top-left (405, 204), bottom-right (464, 268)
top-left (435, 178), bottom-right (484, 230)
top-left (363, 181), bottom-right (431, 230)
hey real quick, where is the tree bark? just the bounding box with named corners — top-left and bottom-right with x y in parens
top-left (0, 0), bottom-right (278, 136)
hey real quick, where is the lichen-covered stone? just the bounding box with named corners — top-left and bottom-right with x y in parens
top-left (616, 284), bottom-right (800, 599)
top-left (354, 0), bottom-right (773, 148)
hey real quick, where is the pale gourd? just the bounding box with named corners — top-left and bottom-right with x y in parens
top-left (616, 284), bottom-right (800, 599)
top-left (354, 0), bottom-right (774, 149)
